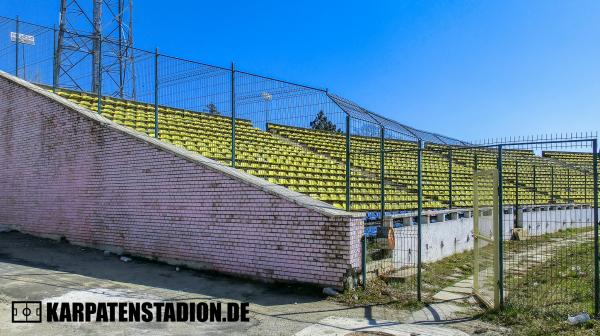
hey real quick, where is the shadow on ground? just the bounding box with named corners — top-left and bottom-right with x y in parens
top-left (0, 230), bottom-right (490, 335)
top-left (0, 230), bottom-right (324, 307)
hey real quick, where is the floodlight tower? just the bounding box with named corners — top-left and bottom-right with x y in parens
top-left (56, 0), bottom-right (136, 98)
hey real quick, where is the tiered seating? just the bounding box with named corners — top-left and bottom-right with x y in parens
top-left (55, 90), bottom-right (418, 212)
top-left (543, 151), bottom-right (596, 204)
top-left (449, 148), bottom-right (539, 205)
top-left (270, 124), bottom-right (456, 208)
top-left (54, 89), bottom-right (596, 212)
top-left (427, 144), bottom-right (488, 207)
top-left (444, 147), bottom-right (594, 205)
top-left (271, 124), bottom-right (596, 208)
top-left (543, 151), bottom-right (595, 169)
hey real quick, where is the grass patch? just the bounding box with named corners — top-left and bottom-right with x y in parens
top-left (483, 238), bottom-right (597, 336)
top-left (333, 247), bottom-right (477, 310)
top-left (336, 226), bottom-right (596, 335)
top-left (421, 249), bottom-right (474, 295)
top-left (333, 277), bottom-right (424, 311)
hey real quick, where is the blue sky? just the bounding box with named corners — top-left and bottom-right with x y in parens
top-left (1, 0), bottom-right (599, 142)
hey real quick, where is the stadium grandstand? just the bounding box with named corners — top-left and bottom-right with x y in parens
top-left (43, 88), bottom-right (596, 213)
top-left (0, 13), bottom-right (598, 315)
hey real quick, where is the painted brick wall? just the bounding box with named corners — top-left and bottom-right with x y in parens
top-left (0, 72), bottom-right (364, 288)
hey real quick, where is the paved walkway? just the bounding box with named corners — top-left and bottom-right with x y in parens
top-left (0, 231), bottom-right (465, 336)
top-left (296, 316), bottom-right (469, 336)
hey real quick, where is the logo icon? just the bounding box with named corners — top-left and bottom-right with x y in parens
top-left (12, 301), bottom-right (42, 323)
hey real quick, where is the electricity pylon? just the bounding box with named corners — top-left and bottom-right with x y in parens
top-left (56, 0), bottom-right (136, 98)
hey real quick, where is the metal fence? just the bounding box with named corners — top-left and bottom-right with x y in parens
top-left (496, 138), bottom-right (598, 317)
top-left (1, 16), bottom-right (599, 315)
top-left (450, 136), bottom-right (599, 316)
top-left (473, 169), bottom-right (499, 309)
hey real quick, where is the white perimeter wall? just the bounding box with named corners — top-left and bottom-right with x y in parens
top-left (392, 206), bottom-right (594, 266)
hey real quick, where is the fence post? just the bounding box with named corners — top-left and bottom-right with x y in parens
top-left (154, 48), bottom-right (159, 138)
top-left (96, 34), bottom-right (102, 115)
top-left (15, 16), bottom-right (19, 77)
top-left (567, 170), bottom-right (571, 203)
top-left (551, 166), bottom-right (555, 203)
top-left (345, 115), bottom-right (351, 212)
top-left (515, 160), bottom-right (519, 227)
top-left (380, 127), bottom-right (385, 223)
top-left (448, 148), bottom-right (453, 209)
top-left (497, 145), bottom-right (504, 307)
top-left (585, 172), bottom-right (588, 205)
top-left (52, 25), bottom-right (58, 92)
top-left (533, 165), bottom-right (537, 205)
top-left (592, 139), bottom-right (598, 316)
top-left (231, 62), bottom-right (236, 168)
top-left (347, 116), bottom-right (363, 288)
top-left (417, 140), bottom-right (423, 301)
top-left (474, 152), bottom-right (479, 172)
top-left (361, 234), bottom-right (366, 289)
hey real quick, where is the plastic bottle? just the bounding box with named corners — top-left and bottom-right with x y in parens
top-left (567, 312), bottom-right (590, 325)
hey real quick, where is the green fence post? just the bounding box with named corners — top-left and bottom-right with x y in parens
top-left (592, 139), bottom-right (598, 316)
top-left (345, 115), bottom-right (351, 212)
top-left (585, 172), bottom-right (588, 205)
top-left (231, 62), bottom-right (236, 168)
top-left (567, 170), bottom-right (571, 203)
top-left (497, 145), bottom-right (504, 307)
top-left (533, 165), bottom-right (537, 205)
top-left (380, 127), bottom-right (385, 223)
top-left (417, 140), bottom-right (423, 301)
top-left (448, 148), bottom-right (453, 209)
top-left (154, 48), bottom-right (159, 138)
top-left (515, 160), bottom-right (519, 227)
top-left (15, 16), bottom-right (19, 77)
top-left (551, 166), bottom-right (555, 203)
top-left (361, 234), bottom-right (366, 289)
top-left (96, 34), bottom-right (102, 115)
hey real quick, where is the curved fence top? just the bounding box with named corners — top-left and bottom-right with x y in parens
top-left (327, 93), bottom-right (470, 146)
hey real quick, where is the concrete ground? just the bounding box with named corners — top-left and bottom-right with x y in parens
top-left (0, 230), bottom-right (490, 335)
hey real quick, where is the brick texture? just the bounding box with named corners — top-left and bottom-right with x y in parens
top-left (0, 73), bottom-right (364, 288)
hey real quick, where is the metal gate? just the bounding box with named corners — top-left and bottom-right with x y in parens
top-left (473, 169), bottom-right (500, 309)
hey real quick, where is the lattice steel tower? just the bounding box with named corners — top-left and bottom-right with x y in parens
top-left (56, 0), bottom-right (136, 98)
